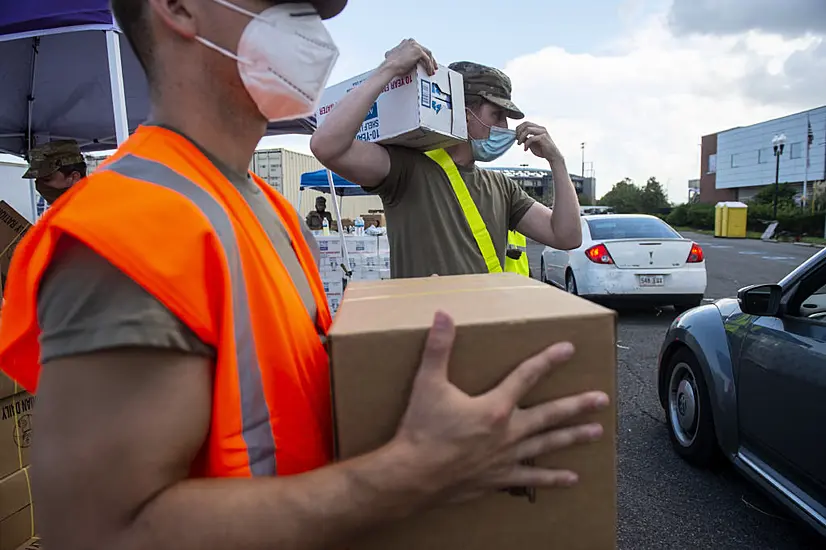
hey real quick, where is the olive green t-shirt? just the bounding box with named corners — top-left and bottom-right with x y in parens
top-left (366, 146), bottom-right (536, 279)
top-left (36, 126), bottom-right (320, 363)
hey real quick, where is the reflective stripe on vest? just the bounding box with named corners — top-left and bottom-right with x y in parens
top-left (424, 149), bottom-right (503, 274)
top-left (104, 154), bottom-right (276, 476)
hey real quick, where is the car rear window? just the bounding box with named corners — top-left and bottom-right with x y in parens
top-left (586, 217), bottom-right (682, 240)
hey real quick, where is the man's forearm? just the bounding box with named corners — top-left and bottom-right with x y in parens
top-left (547, 157), bottom-right (582, 248)
top-left (120, 440), bottom-right (437, 550)
top-left (311, 63), bottom-right (397, 160)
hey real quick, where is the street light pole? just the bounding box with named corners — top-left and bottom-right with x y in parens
top-left (581, 142), bottom-right (585, 180)
top-left (772, 134), bottom-right (787, 219)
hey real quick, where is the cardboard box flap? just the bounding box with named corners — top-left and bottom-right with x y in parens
top-left (330, 273), bottom-right (613, 336)
top-left (0, 467), bottom-right (33, 522)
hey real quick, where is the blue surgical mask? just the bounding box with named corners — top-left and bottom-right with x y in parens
top-left (467, 109), bottom-right (516, 162)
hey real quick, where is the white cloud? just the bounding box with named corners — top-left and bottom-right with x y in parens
top-left (264, 9), bottom-right (822, 204)
top-left (493, 13), bottom-right (821, 202)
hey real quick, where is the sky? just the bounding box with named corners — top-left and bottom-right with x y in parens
top-left (2, 0), bottom-right (824, 206)
top-left (260, 0), bottom-right (826, 203)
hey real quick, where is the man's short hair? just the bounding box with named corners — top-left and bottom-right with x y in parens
top-left (111, 0), bottom-right (154, 81)
top-left (59, 163), bottom-right (88, 179)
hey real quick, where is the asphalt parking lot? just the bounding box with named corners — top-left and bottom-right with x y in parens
top-left (527, 234), bottom-right (824, 549)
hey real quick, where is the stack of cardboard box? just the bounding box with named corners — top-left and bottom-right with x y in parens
top-left (0, 202), bottom-right (31, 293)
top-left (0, 374), bottom-right (36, 550)
top-left (315, 234), bottom-right (391, 315)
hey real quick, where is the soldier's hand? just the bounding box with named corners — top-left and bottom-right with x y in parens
top-left (382, 39), bottom-right (438, 77)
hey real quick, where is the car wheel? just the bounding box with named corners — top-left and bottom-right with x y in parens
top-left (665, 348), bottom-right (718, 467)
top-left (565, 270), bottom-right (578, 295)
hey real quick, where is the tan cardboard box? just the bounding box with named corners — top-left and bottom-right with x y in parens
top-left (328, 273), bottom-right (617, 550)
top-left (0, 507), bottom-right (34, 550)
top-left (0, 467), bottom-right (35, 550)
top-left (0, 372), bottom-right (24, 402)
top-left (13, 539), bottom-right (40, 550)
top-left (0, 202), bottom-right (31, 292)
top-left (0, 393), bottom-right (34, 480)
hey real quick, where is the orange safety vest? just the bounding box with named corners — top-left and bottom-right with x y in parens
top-left (0, 126), bottom-right (334, 478)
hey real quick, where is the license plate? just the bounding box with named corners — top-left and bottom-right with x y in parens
top-left (639, 275), bottom-right (665, 287)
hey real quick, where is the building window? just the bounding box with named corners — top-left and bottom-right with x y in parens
top-left (707, 153), bottom-right (717, 174)
top-left (731, 153), bottom-right (739, 168)
top-left (758, 147), bottom-right (772, 164)
top-left (790, 142), bottom-right (803, 159)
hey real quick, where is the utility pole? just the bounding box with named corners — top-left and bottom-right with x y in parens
top-left (581, 142), bottom-right (585, 180)
top-left (772, 134), bottom-right (786, 219)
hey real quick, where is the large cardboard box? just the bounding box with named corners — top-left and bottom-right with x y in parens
top-left (0, 392), bottom-right (34, 480)
top-left (0, 202), bottom-right (31, 291)
top-left (328, 273), bottom-right (617, 550)
top-left (316, 65), bottom-right (467, 151)
top-left (14, 539), bottom-right (40, 550)
top-left (0, 467), bottom-right (35, 550)
top-left (0, 373), bottom-right (23, 402)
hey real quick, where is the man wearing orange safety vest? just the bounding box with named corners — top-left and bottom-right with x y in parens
top-left (0, 1), bottom-right (609, 548)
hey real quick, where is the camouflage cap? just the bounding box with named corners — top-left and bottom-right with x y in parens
top-left (449, 61), bottom-right (525, 120)
top-left (22, 140), bottom-right (85, 179)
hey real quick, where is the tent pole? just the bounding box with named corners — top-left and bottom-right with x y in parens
top-left (27, 37), bottom-right (40, 221)
top-left (105, 31), bottom-right (129, 145)
top-left (326, 169), bottom-right (351, 280)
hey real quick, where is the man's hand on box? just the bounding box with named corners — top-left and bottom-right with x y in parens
top-left (382, 39), bottom-right (438, 78)
top-left (393, 311), bottom-right (609, 499)
top-left (516, 121), bottom-right (563, 163)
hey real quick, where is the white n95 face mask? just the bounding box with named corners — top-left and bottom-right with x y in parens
top-left (197, 0), bottom-right (340, 122)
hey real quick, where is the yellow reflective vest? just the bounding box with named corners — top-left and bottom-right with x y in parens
top-left (505, 230), bottom-right (530, 277)
top-left (424, 149), bottom-right (529, 277)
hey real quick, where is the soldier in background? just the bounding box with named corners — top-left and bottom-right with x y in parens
top-left (305, 195), bottom-right (334, 230)
top-left (22, 140), bottom-right (87, 205)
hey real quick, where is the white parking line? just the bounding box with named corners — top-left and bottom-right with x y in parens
top-left (738, 251), bottom-right (762, 255)
top-left (761, 256), bottom-right (796, 261)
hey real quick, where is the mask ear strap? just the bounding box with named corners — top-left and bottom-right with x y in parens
top-left (194, 36), bottom-right (251, 66)
top-left (465, 107), bottom-right (492, 130)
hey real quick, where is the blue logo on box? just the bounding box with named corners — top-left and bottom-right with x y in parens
top-left (364, 102), bottom-right (378, 122)
top-left (421, 80), bottom-right (452, 114)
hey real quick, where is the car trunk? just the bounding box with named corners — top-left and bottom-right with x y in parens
top-left (603, 239), bottom-right (693, 269)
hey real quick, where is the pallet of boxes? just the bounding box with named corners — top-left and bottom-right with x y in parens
top-left (315, 65), bottom-right (618, 548)
top-left (315, 232), bottom-right (390, 315)
top-left (0, 201), bottom-right (38, 550)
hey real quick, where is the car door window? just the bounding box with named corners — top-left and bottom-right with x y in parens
top-left (788, 268), bottom-right (826, 323)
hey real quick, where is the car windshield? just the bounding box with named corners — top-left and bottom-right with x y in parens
top-left (586, 217), bottom-right (682, 240)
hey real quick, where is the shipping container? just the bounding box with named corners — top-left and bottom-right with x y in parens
top-left (85, 149), bottom-right (384, 222)
top-left (251, 148), bottom-right (383, 222)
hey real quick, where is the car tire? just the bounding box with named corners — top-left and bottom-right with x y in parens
top-left (565, 270), bottom-right (578, 295)
top-left (664, 348), bottom-right (718, 467)
top-left (673, 297), bottom-right (703, 313)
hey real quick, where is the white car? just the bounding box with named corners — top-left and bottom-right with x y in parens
top-left (540, 214), bottom-right (707, 311)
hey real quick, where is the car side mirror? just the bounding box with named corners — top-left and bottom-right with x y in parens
top-left (737, 284), bottom-right (782, 317)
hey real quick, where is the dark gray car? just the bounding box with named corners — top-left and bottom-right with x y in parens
top-left (657, 247), bottom-right (826, 537)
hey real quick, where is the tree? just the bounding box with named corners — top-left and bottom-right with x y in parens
top-left (751, 183), bottom-right (798, 210)
top-left (598, 178), bottom-right (644, 214)
top-left (640, 177), bottom-right (670, 213)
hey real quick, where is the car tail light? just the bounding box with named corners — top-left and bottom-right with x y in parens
top-left (585, 244), bottom-right (614, 264)
top-left (687, 242), bottom-right (704, 263)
